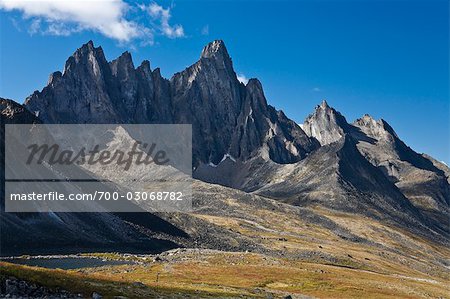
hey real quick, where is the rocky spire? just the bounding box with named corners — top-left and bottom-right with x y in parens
top-left (320, 99), bottom-right (329, 109)
top-left (353, 114), bottom-right (399, 142)
top-left (199, 40), bottom-right (234, 75)
top-left (200, 40), bottom-right (229, 59)
top-left (25, 40), bottom-right (119, 123)
top-left (63, 40), bottom-right (109, 76)
top-left (1, 98), bottom-right (40, 124)
top-left (302, 100), bottom-right (351, 145)
top-left (110, 51), bottom-right (135, 77)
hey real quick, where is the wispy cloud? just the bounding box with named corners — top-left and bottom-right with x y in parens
top-left (140, 2), bottom-right (184, 39)
top-left (0, 0), bottom-right (185, 44)
top-left (237, 74), bottom-right (249, 84)
top-left (312, 87), bottom-right (321, 92)
top-left (201, 24), bottom-right (209, 36)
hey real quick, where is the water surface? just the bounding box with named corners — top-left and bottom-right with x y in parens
top-left (4, 257), bottom-right (133, 270)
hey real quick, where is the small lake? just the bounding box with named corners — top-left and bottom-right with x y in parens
top-left (3, 257), bottom-right (134, 270)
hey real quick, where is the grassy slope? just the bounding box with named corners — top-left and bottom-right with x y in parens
top-left (1, 182), bottom-right (448, 298)
top-left (2, 250), bottom-right (448, 299)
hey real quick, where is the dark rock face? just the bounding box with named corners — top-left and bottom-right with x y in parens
top-left (25, 40), bottom-right (318, 166)
top-left (25, 41), bottom-right (168, 124)
top-left (170, 40), bottom-right (244, 164)
top-left (229, 79), bottom-right (318, 163)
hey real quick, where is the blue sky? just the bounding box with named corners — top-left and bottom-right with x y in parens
top-left (0, 0), bottom-right (449, 164)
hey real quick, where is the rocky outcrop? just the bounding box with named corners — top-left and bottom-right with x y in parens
top-left (302, 100), bottom-right (351, 145)
top-left (0, 276), bottom-right (82, 298)
top-left (1, 97), bottom-right (40, 124)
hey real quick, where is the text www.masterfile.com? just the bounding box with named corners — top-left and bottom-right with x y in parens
top-left (9, 191), bottom-right (185, 201)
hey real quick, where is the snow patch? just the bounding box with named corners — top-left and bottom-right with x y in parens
top-left (208, 153), bottom-right (237, 167)
top-left (221, 153), bottom-right (236, 163)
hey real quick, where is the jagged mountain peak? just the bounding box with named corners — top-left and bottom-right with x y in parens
top-left (110, 51), bottom-right (135, 77)
top-left (85, 39), bottom-right (94, 48)
top-left (200, 40), bottom-right (229, 59)
top-left (320, 99), bottom-right (330, 109)
top-left (198, 40), bottom-right (234, 76)
top-left (353, 114), bottom-right (398, 140)
top-left (302, 101), bottom-right (350, 145)
top-left (246, 78), bottom-right (262, 89)
top-left (171, 39), bottom-right (236, 86)
top-left (63, 40), bottom-right (108, 77)
top-left (139, 59), bottom-right (151, 70)
top-left (24, 40), bottom-right (317, 166)
top-left (116, 51), bottom-right (133, 63)
top-left (47, 71), bottom-right (62, 85)
top-left (70, 40), bottom-right (104, 61)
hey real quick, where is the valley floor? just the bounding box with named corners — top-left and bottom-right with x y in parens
top-left (1, 248), bottom-right (449, 299)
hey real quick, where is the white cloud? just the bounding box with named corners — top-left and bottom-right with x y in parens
top-left (312, 87), bottom-right (321, 92)
top-left (28, 18), bottom-right (41, 35)
top-left (140, 2), bottom-right (184, 39)
top-left (0, 0), bottom-right (184, 43)
top-left (201, 24), bottom-right (209, 36)
top-left (237, 74), bottom-right (248, 84)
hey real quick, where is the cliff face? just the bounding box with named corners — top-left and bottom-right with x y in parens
top-left (25, 40), bottom-right (318, 167)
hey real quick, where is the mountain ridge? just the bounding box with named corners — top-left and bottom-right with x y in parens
top-left (1, 39), bottom-right (448, 254)
top-left (24, 40), bottom-right (319, 167)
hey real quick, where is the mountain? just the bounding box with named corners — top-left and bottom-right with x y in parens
top-left (2, 40), bottom-right (449, 254)
top-left (193, 96), bottom-right (448, 239)
top-left (25, 40), bottom-right (319, 167)
top-left (298, 102), bottom-right (449, 234)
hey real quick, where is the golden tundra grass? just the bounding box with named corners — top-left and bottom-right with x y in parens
top-left (1, 250), bottom-right (448, 299)
top-left (1, 203), bottom-right (448, 298)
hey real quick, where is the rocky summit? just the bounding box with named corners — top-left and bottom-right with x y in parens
top-left (1, 40), bottom-right (449, 298)
top-left (25, 40), bottom-right (318, 167)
